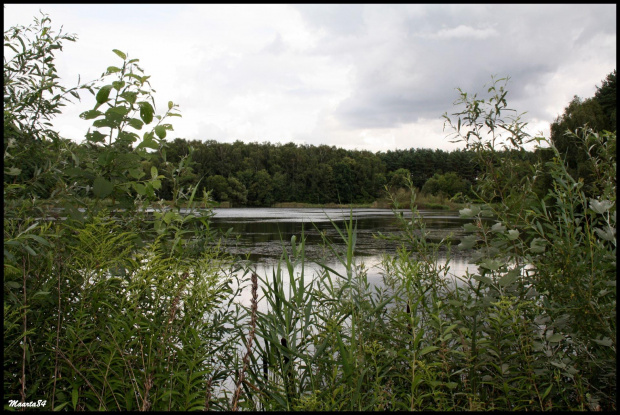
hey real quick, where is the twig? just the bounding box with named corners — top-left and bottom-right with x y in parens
top-left (204, 375), bottom-right (213, 411)
top-left (52, 261), bottom-right (62, 409)
top-left (231, 273), bottom-right (258, 411)
top-left (20, 257), bottom-right (27, 404)
top-left (141, 373), bottom-right (153, 411)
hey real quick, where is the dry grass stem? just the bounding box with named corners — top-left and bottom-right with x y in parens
top-left (231, 272), bottom-right (258, 411)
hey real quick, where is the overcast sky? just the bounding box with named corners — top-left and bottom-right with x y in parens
top-left (4, 4), bottom-right (616, 152)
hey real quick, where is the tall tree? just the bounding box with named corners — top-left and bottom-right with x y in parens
top-left (550, 70), bottom-right (616, 194)
top-left (594, 69), bottom-right (616, 127)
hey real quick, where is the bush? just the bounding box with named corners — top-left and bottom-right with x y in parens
top-left (421, 171), bottom-right (471, 198)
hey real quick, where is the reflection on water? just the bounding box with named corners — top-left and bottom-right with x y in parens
top-left (235, 254), bottom-right (478, 311)
top-left (208, 208), bottom-right (479, 395)
top-left (210, 208), bottom-right (470, 259)
top-left (209, 208), bottom-right (478, 296)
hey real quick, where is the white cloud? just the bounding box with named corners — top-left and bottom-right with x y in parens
top-left (3, 4), bottom-right (616, 153)
top-left (426, 25), bottom-right (498, 40)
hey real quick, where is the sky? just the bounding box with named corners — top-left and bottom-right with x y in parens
top-left (4, 4), bottom-right (617, 153)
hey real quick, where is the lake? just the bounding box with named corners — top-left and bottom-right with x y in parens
top-left (208, 208), bottom-right (478, 302)
top-left (207, 207), bottom-right (480, 394)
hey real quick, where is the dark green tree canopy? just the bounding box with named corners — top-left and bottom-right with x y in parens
top-left (549, 69), bottom-right (616, 195)
top-left (594, 69), bottom-right (616, 126)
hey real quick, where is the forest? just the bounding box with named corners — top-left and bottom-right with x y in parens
top-left (4, 13), bottom-right (616, 411)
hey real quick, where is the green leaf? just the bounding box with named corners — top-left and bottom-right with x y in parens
top-left (589, 199), bottom-right (614, 214)
top-left (480, 209), bottom-right (494, 217)
top-left (139, 101), bottom-right (154, 124)
top-left (93, 177), bottom-right (113, 199)
top-left (112, 49), bottom-right (127, 60)
top-left (530, 238), bottom-right (546, 253)
top-left (491, 222), bottom-right (506, 233)
top-left (127, 118), bottom-right (144, 130)
top-left (72, 385), bottom-right (78, 409)
top-left (151, 166), bottom-right (158, 179)
top-left (133, 182), bottom-right (146, 196)
top-left (594, 226), bottom-right (615, 241)
top-left (107, 105), bottom-right (130, 117)
top-left (79, 110), bottom-right (103, 120)
top-left (507, 229), bottom-right (519, 240)
top-left (458, 235), bottom-right (477, 250)
top-left (480, 259), bottom-right (502, 271)
top-left (136, 136), bottom-right (158, 150)
top-left (463, 223), bottom-right (479, 232)
top-left (95, 85), bottom-right (113, 105)
top-left (54, 402), bottom-right (70, 411)
top-left (419, 346), bottom-right (439, 356)
top-left (86, 130), bottom-right (106, 143)
top-left (106, 66), bottom-right (121, 74)
top-left (92, 119), bottom-right (115, 129)
top-left (112, 80), bottom-right (125, 91)
top-left (154, 125), bottom-right (167, 139)
top-left (117, 131), bottom-right (139, 144)
top-left (547, 333), bottom-right (563, 343)
top-left (6, 281), bottom-right (21, 289)
top-left (96, 152), bottom-right (111, 167)
top-left (25, 234), bottom-right (50, 246)
top-left (168, 100), bottom-right (174, 110)
top-left (498, 270), bottom-right (520, 287)
top-left (163, 211), bottom-right (175, 224)
top-left (120, 91), bottom-right (138, 105)
top-left (5, 167), bottom-right (21, 176)
top-left (592, 337), bottom-right (613, 347)
top-left (128, 168), bottom-right (145, 179)
top-left (472, 274), bottom-right (493, 286)
top-left (33, 291), bottom-right (51, 297)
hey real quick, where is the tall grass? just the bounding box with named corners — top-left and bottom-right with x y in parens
top-left (5, 127), bottom-right (614, 410)
top-left (228, 143), bottom-right (615, 411)
top-left (5, 159), bottom-right (614, 410)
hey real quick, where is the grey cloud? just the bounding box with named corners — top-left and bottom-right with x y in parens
top-left (293, 4), bottom-right (366, 37)
top-left (262, 33), bottom-right (287, 55)
top-left (323, 4), bottom-right (615, 129)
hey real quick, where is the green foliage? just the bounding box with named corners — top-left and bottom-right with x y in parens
top-left (151, 139), bottom-right (485, 207)
top-left (4, 14), bottom-right (241, 411)
top-left (4, 12), bottom-right (615, 412)
top-left (230, 76), bottom-right (615, 411)
top-left (549, 70), bottom-right (616, 196)
top-left (3, 12), bottom-right (96, 201)
top-left (3, 12), bottom-right (90, 144)
top-left (421, 171), bottom-right (471, 198)
top-left (387, 167), bottom-right (411, 190)
top-left (594, 70), bottom-right (616, 126)
top-left (444, 76), bottom-right (616, 410)
top-left (74, 48), bottom-right (182, 209)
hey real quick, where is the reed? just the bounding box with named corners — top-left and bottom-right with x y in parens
top-left (231, 272), bottom-right (258, 411)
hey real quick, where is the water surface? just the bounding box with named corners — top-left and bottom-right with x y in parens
top-left (208, 208), bottom-right (477, 289)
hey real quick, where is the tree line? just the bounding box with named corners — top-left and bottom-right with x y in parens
top-left (149, 140), bottom-right (489, 206)
top-left (9, 65), bottom-right (614, 208)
